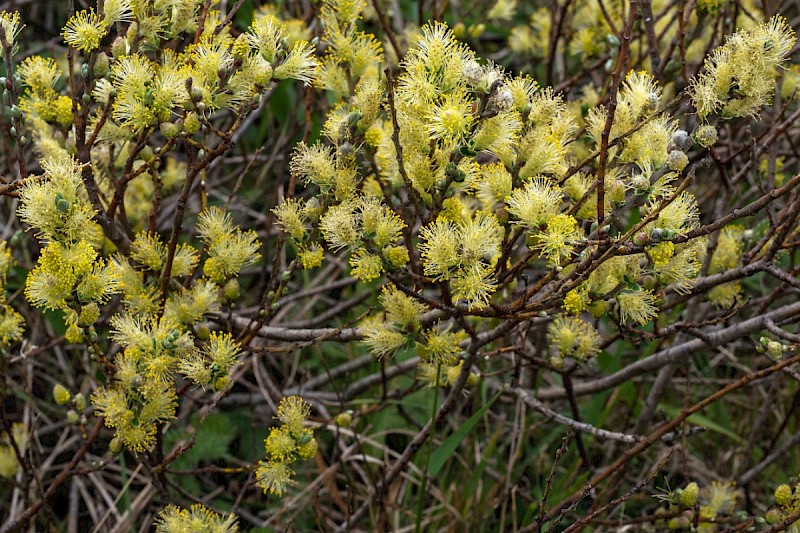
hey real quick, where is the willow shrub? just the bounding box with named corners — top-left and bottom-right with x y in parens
top-left (1, 0), bottom-right (800, 531)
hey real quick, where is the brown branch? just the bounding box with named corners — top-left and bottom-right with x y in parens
top-left (1, 419), bottom-right (103, 533)
top-left (596, 0), bottom-right (639, 227)
top-left (541, 352), bottom-right (800, 524)
top-left (0, 25), bottom-right (27, 180)
top-left (536, 299), bottom-right (800, 400)
top-left (511, 387), bottom-right (705, 444)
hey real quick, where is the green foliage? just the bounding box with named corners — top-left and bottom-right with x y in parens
top-left (1, 0), bottom-right (800, 531)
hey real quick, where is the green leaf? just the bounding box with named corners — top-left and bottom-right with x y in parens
top-left (227, 410), bottom-right (269, 462)
top-left (464, 420), bottom-right (503, 505)
top-left (117, 453), bottom-right (131, 516)
top-left (165, 413), bottom-right (237, 470)
top-left (232, 0), bottom-right (254, 30)
top-left (268, 80), bottom-right (296, 126)
top-left (43, 309), bottom-right (68, 337)
top-left (428, 389), bottom-right (503, 478)
top-left (187, 413), bottom-right (237, 461)
top-left (661, 405), bottom-right (744, 444)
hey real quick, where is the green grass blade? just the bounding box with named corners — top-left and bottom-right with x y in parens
top-left (428, 389), bottom-right (503, 478)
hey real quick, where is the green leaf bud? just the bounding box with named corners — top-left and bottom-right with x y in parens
top-left (775, 483), bottom-right (793, 506)
top-left (139, 145), bottom-right (154, 162)
top-left (335, 411), bottom-right (352, 428)
top-left (55, 192), bottom-right (70, 213)
top-left (667, 514), bottom-right (691, 529)
top-left (495, 207), bottom-right (509, 225)
top-left (53, 384), bottom-right (71, 405)
top-left (223, 278), bottom-right (241, 301)
top-left (79, 303), bottom-right (100, 325)
top-left (213, 375), bottom-right (231, 391)
top-left (588, 300), bottom-right (608, 318)
top-left (73, 393), bottom-right (86, 412)
top-left (65, 323), bottom-right (84, 344)
top-left (111, 36), bottom-right (128, 58)
top-left (469, 23), bottom-right (485, 38)
top-left (694, 125), bottom-right (718, 148)
top-left (767, 340), bottom-right (784, 359)
top-left (160, 121), bottom-right (180, 139)
top-left (679, 482), bottom-right (699, 507)
top-left (195, 324), bottom-right (210, 340)
top-left (183, 112), bottom-right (200, 135)
top-left (667, 150), bottom-right (689, 172)
top-left (765, 508), bottom-right (783, 524)
top-left (93, 52), bottom-right (110, 77)
top-left (125, 21), bottom-right (138, 43)
top-left (108, 437), bottom-right (123, 454)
